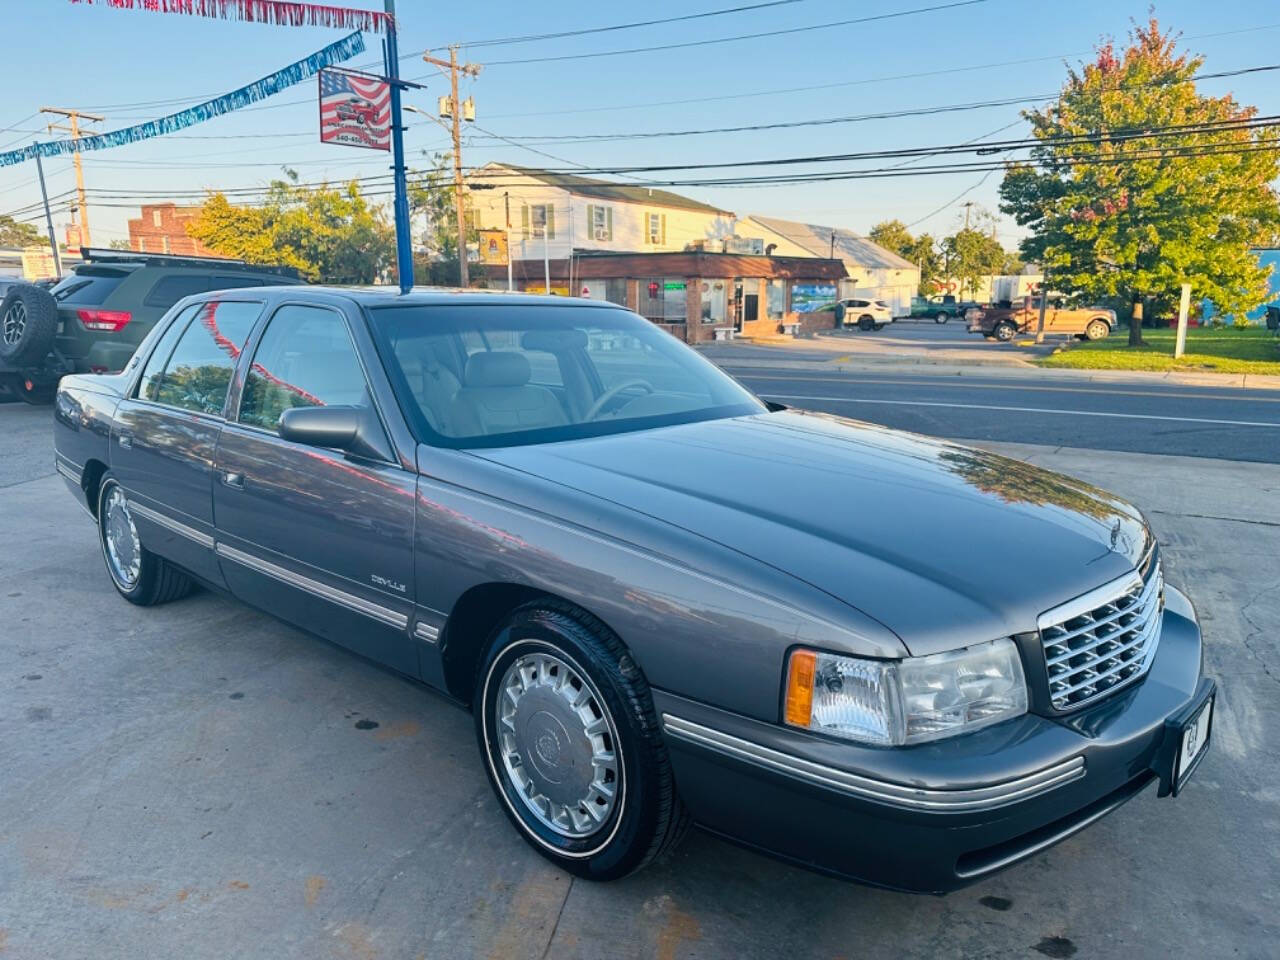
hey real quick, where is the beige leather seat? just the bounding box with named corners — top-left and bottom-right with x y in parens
top-left (448, 351), bottom-right (569, 436)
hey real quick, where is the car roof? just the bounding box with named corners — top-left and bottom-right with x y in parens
top-left (252, 286), bottom-right (630, 309)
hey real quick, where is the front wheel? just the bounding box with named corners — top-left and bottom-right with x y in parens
top-left (475, 601), bottom-right (688, 880)
top-left (97, 475), bottom-right (193, 606)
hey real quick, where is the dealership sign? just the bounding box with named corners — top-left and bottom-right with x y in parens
top-left (319, 67), bottom-right (391, 151)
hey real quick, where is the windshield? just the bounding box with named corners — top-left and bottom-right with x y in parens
top-left (367, 302), bottom-right (765, 448)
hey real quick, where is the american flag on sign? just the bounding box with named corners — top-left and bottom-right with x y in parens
top-left (319, 68), bottom-right (391, 151)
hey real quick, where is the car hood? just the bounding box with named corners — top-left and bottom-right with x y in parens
top-left (477, 411), bottom-right (1149, 656)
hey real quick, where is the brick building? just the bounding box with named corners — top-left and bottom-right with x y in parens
top-left (126, 204), bottom-right (213, 256)
top-left (510, 250), bottom-right (848, 343)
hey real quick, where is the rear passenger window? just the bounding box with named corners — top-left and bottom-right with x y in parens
top-left (239, 305), bottom-right (369, 430)
top-left (150, 301), bottom-right (264, 415)
top-left (144, 274), bottom-right (210, 309)
top-left (138, 303), bottom-right (201, 401)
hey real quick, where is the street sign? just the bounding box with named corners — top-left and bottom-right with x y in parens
top-left (319, 67), bottom-right (391, 151)
top-left (478, 229), bottom-right (508, 266)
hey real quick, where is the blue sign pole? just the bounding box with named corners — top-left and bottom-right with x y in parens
top-left (384, 0), bottom-right (413, 293)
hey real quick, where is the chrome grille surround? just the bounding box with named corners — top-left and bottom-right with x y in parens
top-left (1038, 552), bottom-right (1164, 711)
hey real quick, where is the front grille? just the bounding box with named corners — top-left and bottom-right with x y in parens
top-left (1038, 554), bottom-right (1164, 711)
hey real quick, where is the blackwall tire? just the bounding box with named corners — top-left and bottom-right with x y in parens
top-left (96, 474), bottom-right (193, 606)
top-left (994, 321), bottom-right (1017, 342)
top-left (475, 601), bottom-right (689, 881)
top-left (0, 284), bottom-right (58, 365)
top-left (935, 312), bottom-right (949, 323)
top-left (858, 315), bottom-right (874, 331)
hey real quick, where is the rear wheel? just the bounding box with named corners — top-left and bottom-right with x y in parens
top-left (475, 601), bottom-right (688, 880)
top-left (858, 315), bottom-right (874, 331)
top-left (1085, 318), bottom-right (1110, 341)
top-left (0, 284), bottom-right (58, 366)
top-left (96, 475), bottom-right (193, 606)
top-left (935, 312), bottom-right (949, 324)
top-left (993, 320), bottom-right (1018, 342)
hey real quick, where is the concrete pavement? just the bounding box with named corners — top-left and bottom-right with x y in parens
top-left (1, 405), bottom-right (1278, 959)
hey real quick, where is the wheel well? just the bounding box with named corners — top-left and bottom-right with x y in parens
top-left (441, 583), bottom-right (601, 706)
top-left (82, 459), bottom-right (107, 517)
top-left (1091, 316), bottom-right (1111, 328)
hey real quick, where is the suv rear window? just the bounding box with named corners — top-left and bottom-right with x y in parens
top-left (143, 274), bottom-right (210, 309)
top-left (51, 270), bottom-right (128, 305)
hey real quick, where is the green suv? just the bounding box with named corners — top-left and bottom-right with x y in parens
top-left (0, 248), bottom-right (299, 403)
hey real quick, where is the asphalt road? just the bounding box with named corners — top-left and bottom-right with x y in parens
top-left (709, 362), bottom-right (1280, 464)
top-left (3, 388), bottom-right (1279, 959)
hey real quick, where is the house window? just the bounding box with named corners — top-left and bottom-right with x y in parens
top-left (639, 278), bottom-right (687, 323)
top-left (151, 209), bottom-right (162, 227)
top-left (588, 204), bottom-right (612, 242)
top-left (766, 279), bottom-right (786, 320)
top-left (645, 212), bottom-right (666, 246)
top-left (523, 204), bottom-right (555, 239)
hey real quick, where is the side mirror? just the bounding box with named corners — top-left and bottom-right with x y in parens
top-left (278, 405), bottom-right (390, 461)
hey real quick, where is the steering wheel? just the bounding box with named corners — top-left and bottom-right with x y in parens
top-left (584, 379), bottom-right (655, 420)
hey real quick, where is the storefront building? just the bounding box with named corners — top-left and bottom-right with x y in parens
top-left (509, 251), bottom-right (847, 343)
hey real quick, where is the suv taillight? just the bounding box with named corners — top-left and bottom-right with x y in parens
top-left (76, 309), bottom-right (132, 332)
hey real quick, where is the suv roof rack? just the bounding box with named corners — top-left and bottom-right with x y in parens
top-left (79, 247), bottom-right (301, 279)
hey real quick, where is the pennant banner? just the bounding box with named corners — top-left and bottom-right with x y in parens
top-left (69, 0), bottom-right (392, 33)
top-left (0, 31), bottom-right (365, 169)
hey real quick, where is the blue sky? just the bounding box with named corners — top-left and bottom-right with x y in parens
top-left (3, 0), bottom-right (1279, 251)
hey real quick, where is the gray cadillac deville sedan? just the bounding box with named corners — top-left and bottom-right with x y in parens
top-left (52, 288), bottom-right (1215, 892)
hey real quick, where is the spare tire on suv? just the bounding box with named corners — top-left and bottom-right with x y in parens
top-left (0, 284), bottom-right (58, 366)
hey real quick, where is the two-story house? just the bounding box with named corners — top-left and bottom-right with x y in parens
top-left (466, 163), bottom-right (736, 265)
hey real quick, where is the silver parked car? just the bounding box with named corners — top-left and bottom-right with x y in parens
top-left (52, 288), bottom-right (1214, 891)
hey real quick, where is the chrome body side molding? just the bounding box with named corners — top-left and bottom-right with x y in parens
top-left (662, 714), bottom-right (1086, 813)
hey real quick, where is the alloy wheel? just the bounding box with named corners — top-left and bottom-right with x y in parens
top-left (2, 300), bottom-right (26, 346)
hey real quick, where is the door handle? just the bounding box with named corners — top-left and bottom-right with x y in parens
top-left (220, 471), bottom-right (245, 489)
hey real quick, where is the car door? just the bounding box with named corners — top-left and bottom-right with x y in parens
top-left (212, 301), bottom-right (418, 677)
top-left (111, 298), bottom-right (265, 586)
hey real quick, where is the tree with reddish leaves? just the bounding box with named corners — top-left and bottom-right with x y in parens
top-left (1000, 17), bottom-right (1280, 344)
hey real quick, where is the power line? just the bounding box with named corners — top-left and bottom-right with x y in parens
top-left (448, 0), bottom-right (810, 49)
top-left (482, 0), bottom-right (987, 66)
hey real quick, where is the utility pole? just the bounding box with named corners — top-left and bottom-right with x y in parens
top-left (41, 106), bottom-right (103, 251)
top-left (504, 191), bottom-right (513, 291)
top-left (423, 46), bottom-right (480, 287)
top-left (962, 201), bottom-right (975, 231)
top-left (33, 145), bottom-right (62, 278)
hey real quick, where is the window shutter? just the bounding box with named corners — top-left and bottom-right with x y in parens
top-left (606, 207), bottom-right (613, 241)
top-left (660, 214), bottom-right (667, 245)
top-left (644, 211), bottom-right (651, 245)
top-left (546, 205), bottom-right (555, 239)
top-left (521, 204), bottom-right (529, 238)
top-left (586, 204), bottom-right (595, 238)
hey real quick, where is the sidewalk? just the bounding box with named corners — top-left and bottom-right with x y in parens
top-left (702, 336), bottom-right (1280, 391)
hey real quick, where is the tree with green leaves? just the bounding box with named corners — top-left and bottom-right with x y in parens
top-left (999, 17), bottom-right (1280, 344)
top-left (407, 152), bottom-right (484, 286)
top-left (868, 219), bottom-right (943, 293)
top-left (187, 173), bottom-right (394, 284)
top-left (0, 214), bottom-right (41, 248)
top-left (942, 227), bottom-right (1006, 298)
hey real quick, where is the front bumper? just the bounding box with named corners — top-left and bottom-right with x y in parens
top-left (657, 584), bottom-right (1209, 893)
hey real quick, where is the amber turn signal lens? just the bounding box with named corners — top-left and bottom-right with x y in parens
top-left (784, 650), bottom-right (817, 727)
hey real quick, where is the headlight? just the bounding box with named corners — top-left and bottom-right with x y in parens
top-left (784, 640), bottom-right (1027, 746)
